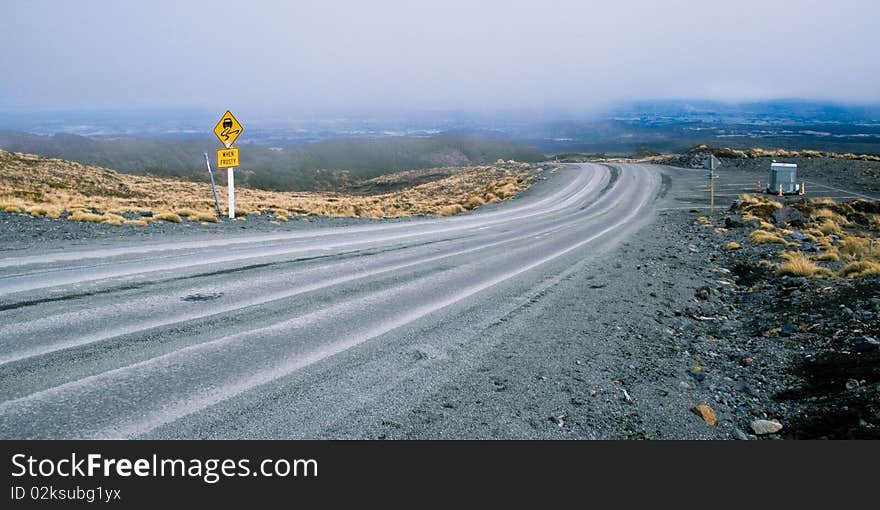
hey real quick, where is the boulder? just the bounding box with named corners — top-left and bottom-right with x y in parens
top-left (750, 419), bottom-right (783, 435)
top-left (772, 207), bottom-right (805, 227)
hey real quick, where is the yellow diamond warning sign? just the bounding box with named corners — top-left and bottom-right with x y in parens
top-left (217, 148), bottom-right (240, 168)
top-left (213, 110), bottom-right (243, 148)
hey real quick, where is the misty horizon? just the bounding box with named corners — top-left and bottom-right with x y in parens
top-left (2, 0), bottom-right (879, 115)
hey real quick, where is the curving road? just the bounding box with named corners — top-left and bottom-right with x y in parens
top-left (0, 163), bottom-right (662, 439)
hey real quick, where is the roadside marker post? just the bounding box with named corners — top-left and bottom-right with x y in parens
top-left (228, 168), bottom-right (235, 219)
top-left (212, 111), bottom-right (244, 219)
top-left (704, 155), bottom-right (721, 213)
top-left (203, 152), bottom-right (223, 216)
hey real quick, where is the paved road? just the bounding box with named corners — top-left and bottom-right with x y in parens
top-left (0, 163), bottom-right (662, 439)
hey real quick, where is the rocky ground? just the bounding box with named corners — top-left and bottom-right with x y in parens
top-left (673, 205), bottom-right (880, 439)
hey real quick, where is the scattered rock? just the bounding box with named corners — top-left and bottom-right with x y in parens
top-left (772, 207), bottom-right (805, 227)
top-left (724, 217), bottom-right (745, 229)
top-left (689, 366), bottom-right (705, 382)
top-left (845, 379), bottom-right (860, 390)
top-left (740, 356), bottom-right (754, 367)
top-left (780, 323), bottom-right (798, 337)
top-left (750, 419), bottom-right (783, 435)
top-left (695, 287), bottom-right (711, 300)
top-left (853, 337), bottom-right (880, 353)
top-left (733, 427), bottom-right (751, 440)
top-left (691, 404), bottom-right (717, 426)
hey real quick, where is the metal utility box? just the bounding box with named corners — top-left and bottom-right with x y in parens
top-left (767, 162), bottom-right (800, 194)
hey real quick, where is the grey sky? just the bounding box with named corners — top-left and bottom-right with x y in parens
top-left (2, 0), bottom-right (878, 113)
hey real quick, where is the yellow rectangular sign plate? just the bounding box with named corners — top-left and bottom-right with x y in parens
top-left (217, 148), bottom-right (240, 168)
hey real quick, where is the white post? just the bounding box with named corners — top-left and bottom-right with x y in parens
top-left (227, 167), bottom-right (235, 219)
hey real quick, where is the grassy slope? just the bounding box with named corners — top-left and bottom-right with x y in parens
top-left (0, 150), bottom-right (534, 225)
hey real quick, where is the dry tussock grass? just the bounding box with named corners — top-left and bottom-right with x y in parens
top-left (750, 230), bottom-right (787, 244)
top-left (810, 207), bottom-right (849, 225)
top-left (0, 150), bottom-right (532, 226)
top-left (817, 219), bottom-right (842, 235)
top-left (737, 194), bottom-right (782, 223)
top-left (840, 236), bottom-right (874, 259)
top-left (734, 192), bottom-right (880, 279)
top-left (814, 250), bottom-right (841, 262)
top-left (776, 252), bottom-right (831, 278)
top-left (839, 260), bottom-right (880, 278)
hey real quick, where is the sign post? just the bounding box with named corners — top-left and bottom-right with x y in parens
top-left (704, 155), bottom-right (721, 213)
top-left (213, 110), bottom-right (244, 219)
top-left (227, 168), bottom-right (235, 219)
top-left (203, 152), bottom-right (223, 216)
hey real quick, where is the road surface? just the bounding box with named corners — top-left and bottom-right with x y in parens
top-left (0, 163), bottom-right (663, 439)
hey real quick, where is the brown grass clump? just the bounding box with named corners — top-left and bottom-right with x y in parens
top-left (438, 204), bottom-right (465, 216)
top-left (155, 212), bottom-right (182, 223)
top-left (750, 230), bottom-right (787, 245)
top-left (189, 212), bottom-right (219, 223)
top-left (25, 205), bottom-right (63, 219)
top-left (777, 252), bottom-right (831, 278)
top-left (462, 195), bottom-right (486, 210)
top-left (174, 208), bottom-right (200, 219)
top-left (805, 197), bottom-right (837, 208)
top-left (814, 250), bottom-right (841, 262)
top-left (817, 219), bottom-right (842, 235)
top-left (737, 194), bottom-right (782, 221)
top-left (484, 192), bottom-right (501, 204)
top-left (810, 207), bottom-right (849, 225)
top-left (841, 236), bottom-right (873, 259)
top-left (100, 213), bottom-right (127, 226)
top-left (68, 211), bottom-right (104, 223)
top-left (838, 260), bottom-right (880, 278)
top-left (726, 242), bottom-right (742, 250)
top-left (697, 216), bottom-right (711, 226)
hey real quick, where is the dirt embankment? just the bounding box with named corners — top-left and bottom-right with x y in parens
top-left (0, 150), bottom-right (536, 226)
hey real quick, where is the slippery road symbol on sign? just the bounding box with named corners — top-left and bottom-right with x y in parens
top-left (213, 110), bottom-right (243, 148)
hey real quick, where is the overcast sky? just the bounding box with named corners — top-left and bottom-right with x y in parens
top-left (2, 0), bottom-right (878, 114)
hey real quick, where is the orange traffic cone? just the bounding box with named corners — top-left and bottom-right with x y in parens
top-left (778, 184), bottom-right (783, 197)
top-left (755, 181), bottom-right (761, 192)
top-left (800, 182), bottom-right (806, 195)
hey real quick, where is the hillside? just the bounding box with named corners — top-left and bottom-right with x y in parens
top-left (0, 150), bottom-right (534, 225)
top-left (0, 130), bottom-right (544, 192)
